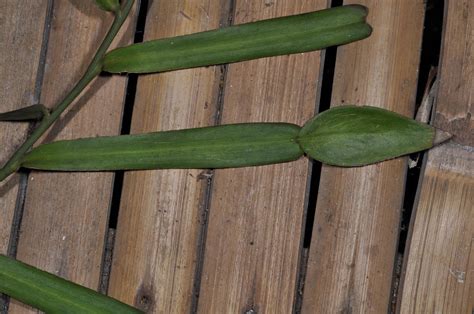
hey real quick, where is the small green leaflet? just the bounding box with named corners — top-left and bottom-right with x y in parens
top-left (103, 5), bottom-right (372, 74)
top-left (21, 106), bottom-right (435, 171)
top-left (0, 255), bottom-right (142, 313)
top-left (0, 104), bottom-right (49, 121)
top-left (297, 106), bottom-right (435, 166)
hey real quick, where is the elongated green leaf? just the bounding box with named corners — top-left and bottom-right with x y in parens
top-left (297, 106), bottom-right (435, 166)
top-left (0, 255), bottom-right (142, 313)
top-left (0, 104), bottom-right (48, 121)
top-left (20, 107), bottom-right (437, 171)
top-left (22, 123), bottom-right (302, 171)
top-left (95, 0), bottom-right (119, 12)
top-left (103, 5), bottom-right (372, 74)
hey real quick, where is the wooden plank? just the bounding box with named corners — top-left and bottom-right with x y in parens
top-left (8, 2), bottom-right (136, 312)
top-left (399, 145), bottom-right (473, 313)
top-left (301, 1), bottom-right (425, 313)
top-left (107, 1), bottom-right (227, 312)
top-left (431, 1), bottom-right (473, 147)
top-left (196, 1), bottom-right (326, 313)
top-left (398, 1), bottom-right (474, 312)
top-left (0, 1), bottom-right (48, 255)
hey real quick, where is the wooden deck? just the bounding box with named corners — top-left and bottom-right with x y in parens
top-left (1, 0), bottom-right (472, 313)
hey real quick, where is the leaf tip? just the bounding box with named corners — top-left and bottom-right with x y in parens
top-left (0, 104), bottom-right (49, 122)
top-left (433, 128), bottom-right (452, 146)
top-left (95, 0), bottom-right (120, 13)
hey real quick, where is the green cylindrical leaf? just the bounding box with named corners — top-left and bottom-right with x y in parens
top-left (22, 124), bottom-right (303, 171)
top-left (103, 5), bottom-right (372, 74)
top-left (0, 255), bottom-right (142, 313)
top-left (95, 0), bottom-right (120, 12)
top-left (297, 106), bottom-right (435, 166)
top-left (0, 104), bottom-right (48, 121)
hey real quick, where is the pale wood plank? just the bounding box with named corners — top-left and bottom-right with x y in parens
top-left (432, 1), bottom-right (473, 147)
top-left (301, 1), bottom-right (425, 313)
top-left (399, 1), bottom-right (473, 312)
top-left (9, 2), bottom-right (136, 312)
top-left (196, 1), bottom-right (326, 312)
top-left (399, 144), bottom-right (473, 313)
top-left (107, 1), bottom-right (227, 312)
top-left (0, 1), bottom-right (48, 254)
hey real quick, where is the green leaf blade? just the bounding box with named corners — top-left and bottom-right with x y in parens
top-left (297, 106), bottom-right (435, 166)
top-left (21, 124), bottom-right (303, 171)
top-left (103, 5), bottom-right (372, 74)
top-left (0, 255), bottom-right (142, 313)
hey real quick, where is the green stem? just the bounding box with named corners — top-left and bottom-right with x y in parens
top-left (0, 0), bottom-right (135, 182)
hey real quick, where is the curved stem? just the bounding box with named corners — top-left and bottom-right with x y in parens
top-left (0, 0), bottom-right (135, 182)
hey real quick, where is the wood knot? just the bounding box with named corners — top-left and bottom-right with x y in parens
top-left (134, 283), bottom-right (155, 312)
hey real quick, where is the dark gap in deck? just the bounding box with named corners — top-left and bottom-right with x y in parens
top-left (302, 0), bottom-right (341, 256)
top-left (0, 1), bottom-right (55, 313)
top-left (108, 0), bottom-right (149, 230)
top-left (294, 1), bottom-right (342, 312)
top-left (302, 45), bottom-right (338, 249)
top-left (99, 0), bottom-right (150, 295)
top-left (190, 1), bottom-right (236, 312)
top-left (389, 0), bottom-right (444, 311)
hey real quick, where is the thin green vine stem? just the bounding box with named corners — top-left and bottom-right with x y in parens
top-left (0, 0), bottom-right (135, 182)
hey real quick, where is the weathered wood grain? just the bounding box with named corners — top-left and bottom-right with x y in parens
top-left (399, 1), bottom-right (474, 312)
top-left (107, 1), bottom-right (227, 312)
top-left (432, 1), bottom-right (473, 147)
top-left (301, 1), bottom-right (425, 313)
top-left (196, 1), bottom-right (325, 313)
top-left (0, 1), bottom-right (48, 255)
top-left (8, 2), bottom-right (136, 312)
top-left (399, 144), bottom-right (473, 313)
